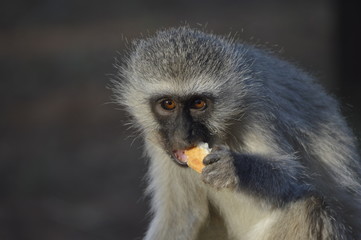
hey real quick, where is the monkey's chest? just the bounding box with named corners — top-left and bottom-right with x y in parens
top-left (197, 203), bottom-right (229, 240)
top-left (202, 189), bottom-right (278, 240)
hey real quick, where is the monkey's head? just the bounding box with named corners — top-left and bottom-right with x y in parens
top-left (114, 27), bottom-right (263, 166)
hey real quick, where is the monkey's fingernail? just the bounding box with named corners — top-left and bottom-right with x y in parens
top-left (203, 156), bottom-right (219, 165)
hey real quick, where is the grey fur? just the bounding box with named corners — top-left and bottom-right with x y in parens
top-left (113, 27), bottom-right (361, 240)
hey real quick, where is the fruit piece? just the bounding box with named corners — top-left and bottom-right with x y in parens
top-left (185, 143), bottom-right (211, 173)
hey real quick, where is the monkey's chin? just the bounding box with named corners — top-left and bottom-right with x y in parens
top-left (172, 150), bottom-right (188, 167)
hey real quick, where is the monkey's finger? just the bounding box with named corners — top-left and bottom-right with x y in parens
top-left (203, 154), bottom-right (221, 165)
top-left (211, 144), bottom-right (230, 152)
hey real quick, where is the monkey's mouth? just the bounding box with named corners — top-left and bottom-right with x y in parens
top-left (172, 149), bottom-right (189, 166)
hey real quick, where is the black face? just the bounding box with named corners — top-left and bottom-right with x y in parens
top-left (151, 94), bottom-right (214, 166)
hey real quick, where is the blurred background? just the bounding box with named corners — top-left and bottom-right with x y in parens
top-left (0, 0), bottom-right (360, 239)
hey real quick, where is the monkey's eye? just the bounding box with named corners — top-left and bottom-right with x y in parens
top-left (160, 99), bottom-right (176, 110)
top-left (191, 99), bottom-right (207, 110)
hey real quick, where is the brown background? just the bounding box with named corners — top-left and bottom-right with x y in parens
top-left (1, 0), bottom-right (360, 239)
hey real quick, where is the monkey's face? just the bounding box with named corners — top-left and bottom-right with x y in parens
top-left (150, 94), bottom-right (215, 166)
top-left (117, 28), bottom-right (255, 166)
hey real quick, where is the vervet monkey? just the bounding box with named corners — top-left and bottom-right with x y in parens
top-left (113, 27), bottom-right (361, 239)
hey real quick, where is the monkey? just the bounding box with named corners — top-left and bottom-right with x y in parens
top-left (112, 27), bottom-right (361, 240)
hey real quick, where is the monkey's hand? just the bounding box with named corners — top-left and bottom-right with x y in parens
top-left (202, 145), bottom-right (239, 190)
top-left (202, 145), bottom-right (312, 205)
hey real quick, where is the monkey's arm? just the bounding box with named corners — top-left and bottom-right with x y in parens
top-left (202, 145), bottom-right (313, 206)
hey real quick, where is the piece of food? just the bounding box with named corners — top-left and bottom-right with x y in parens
top-left (185, 143), bottom-right (211, 173)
